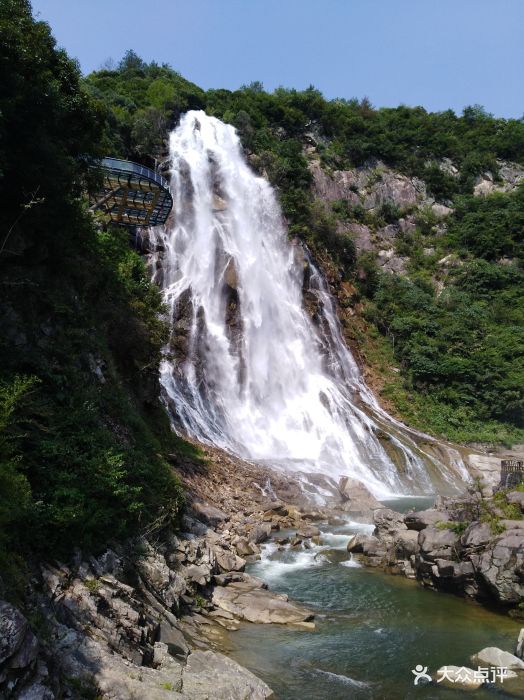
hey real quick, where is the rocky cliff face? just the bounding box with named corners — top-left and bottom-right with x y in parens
top-left (310, 156), bottom-right (524, 275)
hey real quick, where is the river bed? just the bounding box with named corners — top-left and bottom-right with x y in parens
top-left (226, 499), bottom-right (522, 700)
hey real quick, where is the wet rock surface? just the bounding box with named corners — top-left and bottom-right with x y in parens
top-left (338, 476), bottom-right (384, 519)
top-left (351, 486), bottom-right (524, 609)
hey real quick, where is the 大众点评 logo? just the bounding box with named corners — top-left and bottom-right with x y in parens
top-left (411, 664), bottom-right (511, 686)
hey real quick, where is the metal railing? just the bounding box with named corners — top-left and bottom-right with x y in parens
top-left (100, 157), bottom-right (170, 190)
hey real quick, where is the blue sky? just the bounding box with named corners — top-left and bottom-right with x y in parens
top-left (32, 0), bottom-right (524, 118)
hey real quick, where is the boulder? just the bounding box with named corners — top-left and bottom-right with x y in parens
top-left (418, 527), bottom-right (458, 561)
top-left (373, 508), bottom-right (407, 538)
top-left (472, 647), bottom-right (524, 670)
top-left (393, 529), bottom-right (419, 558)
top-left (215, 550), bottom-right (246, 573)
top-left (404, 509), bottom-right (449, 531)
top-left (338, 477), bottom-right (384, 518)
top-left (465, 453), bottom-right (501, 493)
top-left (191, 501), bottom-right (228, 526)
top-left (183, 564), bottom-right (212, 586)
top-left (431, 203), bottom-right (453, 218)
top-left (0, 600), bottom-right (40, 697)
top-left (234, 537), bottom-right (257, 557)
top-left (358, 536), bottom-right (388, 567)
top-left (158, 621), bottom-right (189, 659)
top-left (0, 600), bottom-right (34, 665)
top-left (136, 555), bottom-right (171, 590)
top-left (296, 525), bottom-right (320, 539)
top-left (248, 523), bottom-right (272, 544)
top-left (212, 582), bottom-right (314, 628)
top-left (460, 522), bottom-right (493, 548)
top-left (182, 649), bottom-right (273, 699)
top-left (516, 629), bottom-right (524, 660)
top-left (507, 492), bottom-right (524, 511)
top-left (347, 533), bottom-right (376, 553)
top-left (477, 531), bottom-right (524, 603)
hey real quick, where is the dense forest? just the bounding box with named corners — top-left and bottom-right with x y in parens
top-left (1, 0), bottom-right (523, 594)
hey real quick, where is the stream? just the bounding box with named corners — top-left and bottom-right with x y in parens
top-left (227, 499), bottom-right (521, 700)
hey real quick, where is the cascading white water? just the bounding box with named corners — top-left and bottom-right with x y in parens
top-left (151, 110), bottom-right (468, 497)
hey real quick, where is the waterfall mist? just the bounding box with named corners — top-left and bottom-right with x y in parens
top-left (150, 111), bottom-right (468, 497)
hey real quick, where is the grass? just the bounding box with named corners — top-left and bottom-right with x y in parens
top-left (435, 520), bottom-right (470, 536)
top-left (84, 578), bottom-right (101, 593)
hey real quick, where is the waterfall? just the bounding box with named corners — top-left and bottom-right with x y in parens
top-left (150, 110), bottom-right (468, 498)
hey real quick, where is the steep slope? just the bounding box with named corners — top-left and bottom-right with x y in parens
top-left (87, 59), bottom-right (524, 446)
top-left (308, 155), bottom-right (524, 446)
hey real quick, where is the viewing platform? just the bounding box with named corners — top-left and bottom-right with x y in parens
top-left (90, 157), bottom-right (173, 227)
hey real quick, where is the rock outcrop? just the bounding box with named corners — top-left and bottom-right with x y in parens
top-left (338, 476), bottom-right (384, 519)
top-left (212, 581), bottom-right (314, 628)
top-left (350, 489), bottom-right (524, 611)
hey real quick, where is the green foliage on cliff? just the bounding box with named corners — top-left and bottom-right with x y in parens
top-left (202, 85), bottom-right (524, 199)
top-left (365, 258), bottom-right (524, 438)
top-left (0, 1), bottom-right (186, 596)
top-left (353, 177), bottom-right (524, 444)
top-left (446, 186), bottom-right (524, 260)
top-left (84, 50), bottom-right (205, 165)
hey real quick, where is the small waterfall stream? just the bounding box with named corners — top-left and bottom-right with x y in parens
top-left (150, 110), bottom-right (468, 497)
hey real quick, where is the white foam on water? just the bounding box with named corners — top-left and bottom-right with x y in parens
top-left (252, 543), bottom-right (322, 582)
top-left (340, 558), bottom-right (362, 568)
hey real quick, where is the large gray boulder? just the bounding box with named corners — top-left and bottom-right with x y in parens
top-left (212, 582), bottom-right (314, 628)
top-left (418, 527), bottom-right (458, 561)
top-left (516, 629), bottom-right (524, 660)
top-left (0, 600), bottom-right (41, 697)
top-left (338, 476), bottom-right (384, 519)
top-left (460, 521), bottom-right (493, 549)
top-left (0, 601), bottom-right (35, 666)
top-left (182, 650), bottom-right (273, 699)
top-left (393, 529), bottom-right (419, 558)
top-left (248, 522), bottom-right (272, 544)
top-left (348, 534), bottom-right (389, 567)
top-left (373, 508), bottom-right (407, 538)
top-left (404, 509), bottom-right (449, 531)
top-left (465, 453), bottom-right (501, 494)
top-left (347, 533), bottom-right (377, 553)
top-left (191, 501), bottom-right (228, 526)
top-left (472, 647), bottom-right (524, 670)
top-left (214, 549), bottom-right (246, 573)
top-left (296, 525), bottom-right (320, 539)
